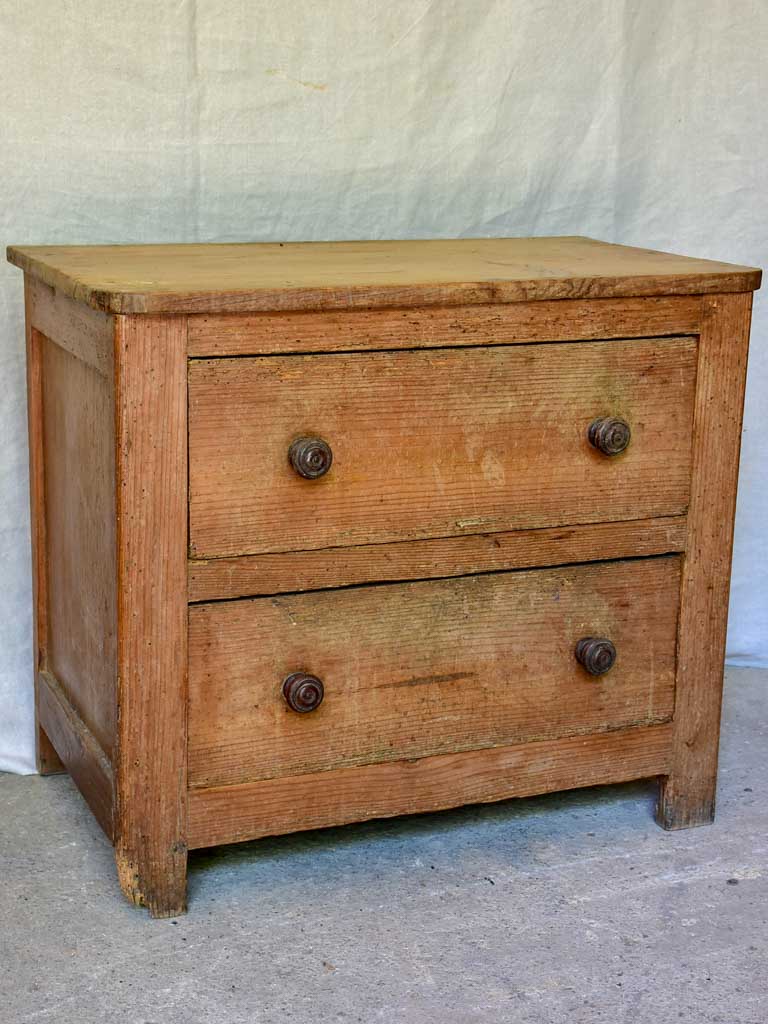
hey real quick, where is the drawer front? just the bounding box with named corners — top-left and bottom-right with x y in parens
top-left (188, 556), bottom-right (680, 789)
top-left (189, 337), bottom-right (696, 558)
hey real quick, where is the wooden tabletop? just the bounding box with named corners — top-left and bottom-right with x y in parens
top-left (7, 236), bottom-right (761, 315)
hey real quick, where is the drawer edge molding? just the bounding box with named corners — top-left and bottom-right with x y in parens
top-left (187, 296), bottom-right (704, 357)
top-left (187, 515), bottom-right (688, 602)
top-left (187, 722), bottom-right (673, 850)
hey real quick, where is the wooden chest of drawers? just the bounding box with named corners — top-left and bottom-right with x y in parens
top-left (7, 237), bottom-right (761, 917)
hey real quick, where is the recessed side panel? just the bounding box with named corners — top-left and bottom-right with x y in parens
top-left (39, 332), bottom-right (117, 760)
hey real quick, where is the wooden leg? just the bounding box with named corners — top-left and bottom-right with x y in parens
top-left (656, 775), bottom-right (716, 831)
top-left (114, 316), bottom-right (189, 917)
top-left (36, 722), bottom-right (66, 775)
top-left (654, 293), bottom-right (752, 832)
top-left (115, 841), bottom-right (188, 919)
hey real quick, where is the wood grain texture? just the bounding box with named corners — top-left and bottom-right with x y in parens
top-left (189, 337), bottom-right (697, 558)
top-left (188, 557), bottom-right (680, 789)
top-left (113, 315), bottom-right (189, 918)
top-left (28, 276), bottom-right (114, 377)
top-left (40, 334), bottom-right (118, 759)
top-left (188, 722), bottom-right (673, 849)
top-left (657, 293), bottom-right (753, 830)
top-left (7, 237), bottom-right (760, 314)
top-left (24, 286), bottom-right (64, 774)
top-left (188, 515), bottom-right (688, 602)
top-left (187, 295), bottom-right (703, 357)
top-left (13, 237), bottom-right (759, 909)
top-left (37, 670), bottom-right (115, 838)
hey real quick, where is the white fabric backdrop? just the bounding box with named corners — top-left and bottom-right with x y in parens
top-left (1, 0), bottom-right (766, 773)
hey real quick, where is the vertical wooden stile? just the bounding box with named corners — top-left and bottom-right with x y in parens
top-left (657, 292), bottom-right (753, 828)
top-left (113, 314), bottom-right (189, 917)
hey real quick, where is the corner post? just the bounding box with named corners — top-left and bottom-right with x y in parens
top-left (657, 292), bottom-right (753, 829)
top-left (113, 314), bottom-right (189, 916)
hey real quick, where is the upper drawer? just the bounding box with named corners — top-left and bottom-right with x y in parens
top-left (189, 336), bottom-right (696, 558)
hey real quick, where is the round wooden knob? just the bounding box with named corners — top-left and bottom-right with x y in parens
top-left (288, 437), bottom-right (333, 479)
top-left (575, 637), bottom-right (616, 676)
top-left (282, 672), bottom-right (324, 713)
top-left (588, 417), bottom-right (631, 456)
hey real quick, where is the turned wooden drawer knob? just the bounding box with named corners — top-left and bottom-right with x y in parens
top-left (288, 437), bottom-right (333, 479)
top-left (588, 417), bottom-right (631, 456)
top-left (282, 672), bottom-right (324, 713)
top-left (575, 637), bottom-right (617, 676)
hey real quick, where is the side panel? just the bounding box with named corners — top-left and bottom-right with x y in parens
top-left (25, 277), bottom-right (118, 826)
top-left (40, 333), bottom-right (117, 759)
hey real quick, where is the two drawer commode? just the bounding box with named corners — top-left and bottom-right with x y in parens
top-left (8, 237), bottom-right (761, 917)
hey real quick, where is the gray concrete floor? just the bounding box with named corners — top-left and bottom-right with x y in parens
top-left (1, 666), bottom-right (766, 1024)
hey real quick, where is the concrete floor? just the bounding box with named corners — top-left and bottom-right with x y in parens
top-left (1, 667), bottom-right (766, 1024)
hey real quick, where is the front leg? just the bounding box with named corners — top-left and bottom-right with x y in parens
top-left (116, 837), bottom-right (188, 919)
top-left (114, 315), bottom-right (189, 917)
top-left (655, 293), bottom-right (751, 832)
top-left (656, 774), bottom-right (716, 831)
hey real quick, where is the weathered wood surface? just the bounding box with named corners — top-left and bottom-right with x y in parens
top-left (188, 722), bottom-right (673, 849)
top-left (657, 293), bottom-right (754, 830)
top-left (189, 337), bottom-right (697, 558)
top-left (11, 236), bottom-right (758, 913)
top-left (188, 557), bottom-right (680, 789)
top-left (28, 276), bottom-right (114, 377)
top-left (24, 286), bottom-right (65, 774)
top-left (113, 315), bottom-right (189, 918)
top-left (37, 670), bottom-right (115, 838)
top-left (187, 295), bottom-right (703, 357)
top-left (40, 331), bottom-right (118, 759)
top-left (7, 237), bottom-right (760, 314)
top-left (188, 515), bottom-right (687, 602)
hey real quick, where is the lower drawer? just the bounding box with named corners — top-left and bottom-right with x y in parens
top-left (188, 556), bottom-right (680, 789)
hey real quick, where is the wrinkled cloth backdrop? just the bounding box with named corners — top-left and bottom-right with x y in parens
top-left (1, 1), bottom-right (766, 772)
